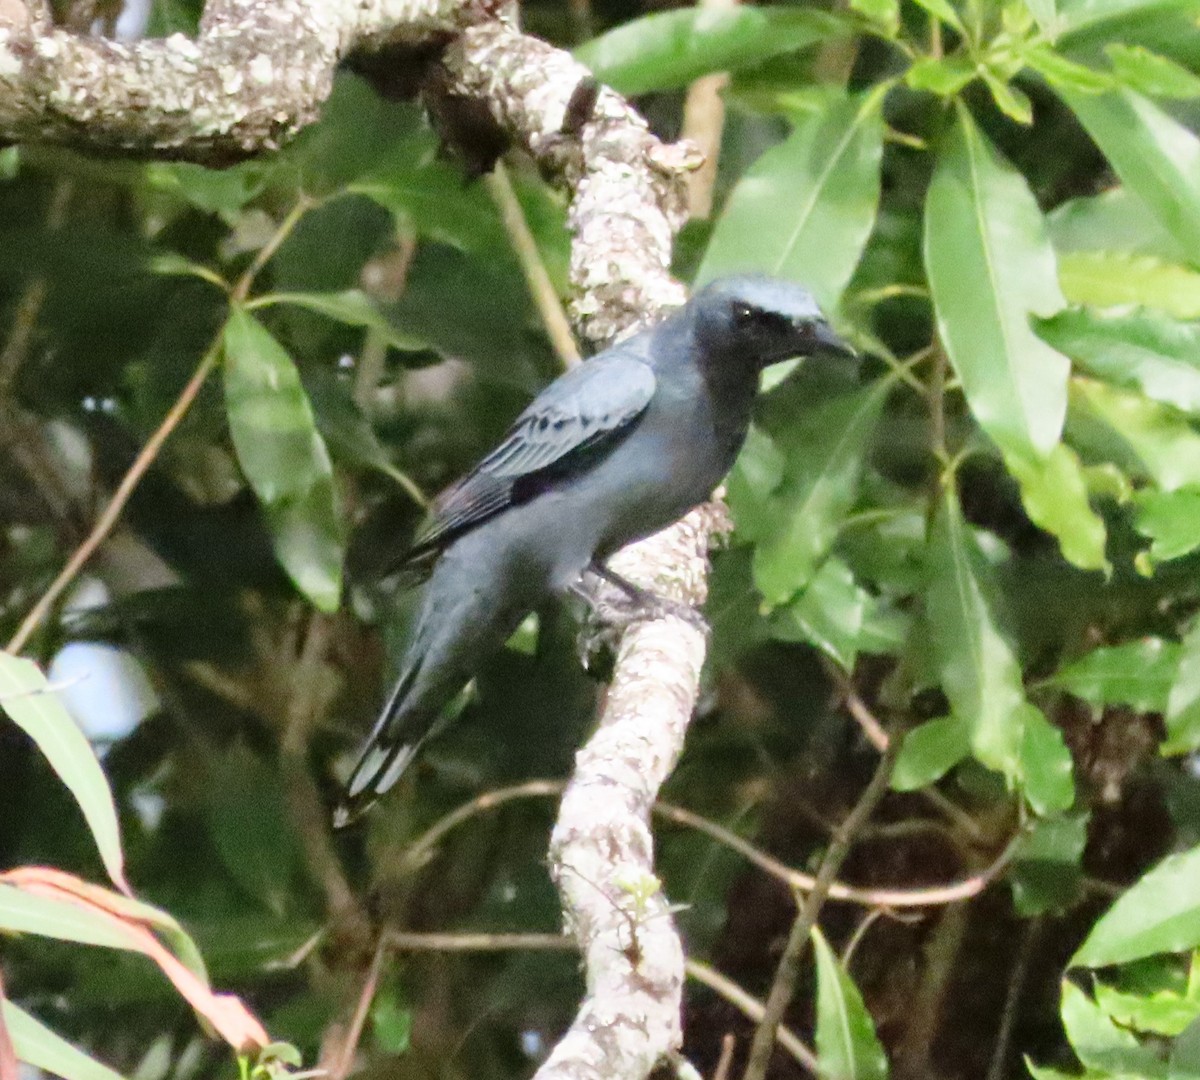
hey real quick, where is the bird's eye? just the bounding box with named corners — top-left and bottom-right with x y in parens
top-left (733, 303), bottom-right (757, 326)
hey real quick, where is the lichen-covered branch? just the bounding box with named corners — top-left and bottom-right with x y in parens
top-left (0, 4), bottom-right (715, 1075)
top-left (444, 23), bottom-right (714, 1079)
top-left (0, 0), bottom-right (482, 158)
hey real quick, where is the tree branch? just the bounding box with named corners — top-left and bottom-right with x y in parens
top-left (0, 0), bottom-right (483, 159)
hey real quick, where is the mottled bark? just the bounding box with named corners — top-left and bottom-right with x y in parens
top-left (0, 6), bottom-right (717, 1077)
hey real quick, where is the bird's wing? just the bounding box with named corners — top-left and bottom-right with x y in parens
top-left (402, 351), bottom-right (657, 564)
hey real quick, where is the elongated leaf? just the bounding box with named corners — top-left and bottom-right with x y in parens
top-left (348, 133), bottom-right (507, 255)
top-left (1059, 0), bottom-right (1199, 36)
top-left (574, 7), bottom-right (844, 96)
top-left (1005, 444), bottom-right (1109, 572)
top-left (698, 87), bottom-right (886, 312)
top-left (0, 884), bottom-right (132, 949)
top-left (1166, 620), bottom-right (1200, 755)
top-left (0, 867), bottom-right (207, 982)
top-left (769, 556), bottom-right (872, 670)
top-left (890, 715), bottom-right (970, 791)
top-left (1070, 378), bottom-right (1200, 492)
top-left (0, 655), bottom-right (127, 893)
top-left (1059, 86), bottom-right (1200, 260)
top-left (1107, 44), bottom-right (1200, 98)
top-left (4, 1001), bottom-right (126, 1080)
top-left (1059, 253), bottom-right (1200, 315)
top-left (1074, 844), bottom-right (1200, 966)
top-left (909, 0), bottom-right (965, 33)
top-left (1049, 187), bottom-right (1188, 261)
top-left (925, 102), bottom-right (1070, 459)
top-left (250, 290), bottom-right (426, 352)
top-left (747, 375), bottom-right (889, 606)
top-left (223, 309), bottom-right (344, 612)
top-left (811, 926), bottom-right (888, 1080)
top-left (925, 489), bottom-right (1026, 778)
top-left (1036, 307), bottom-right (1200, 414)
top-left (1050, 637), bottom-right (1181, 712)
top-left (1019, 704), bottom-right (1076, 816)
top-left (1060, 981), bottom-right (1164, 1075)
top-left (1136, 489), bottom-right (1200, 565)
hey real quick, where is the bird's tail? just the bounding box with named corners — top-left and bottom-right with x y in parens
top-left (333, 664), bottom-right (428, 828)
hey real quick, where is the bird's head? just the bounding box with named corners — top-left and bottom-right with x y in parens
top-left (689, 275), bottom-right (855, 370)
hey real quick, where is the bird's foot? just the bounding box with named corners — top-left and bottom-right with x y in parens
top-left (571, 569), bottom-right (709, 677)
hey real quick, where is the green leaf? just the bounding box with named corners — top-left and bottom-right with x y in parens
top-left (1050, 637), bottom-right (1181, 712)
top-left (1136, 489), bottom-right (1200, 566)
top-left (890, 715), bottom-right (971, 791)
top-left (348, 132), bottom-right (508, 255)
top-left (1166, 620), bottom-right (1200, 755)
top-left (982, 70), bottom-right (1035, 124)
top-left (1095, 979), bottom-right (1200, 1037)
top-left (4, 1001), bottom-right (126, 1080)
top-left (1172, 1017), bottom-right (1200, 1079)
top-left (0, 146), bottom-right (19, 180)
top-left (698, 87), bottom-right (886, 313)
top-left (1035, 307), bottom-right (1200, 415)
top-left (770, 556), bottom-right (872, 670)
top-left (925, 489), bottom-right (1025, 780)
top-left (144, 161), bottom-right (270, 220)
top-left (1060, 980), bottom-right (1165, 1075)
top-left (1069, 378), bottom-right (1200, 492)
top-left (1074, 844), bottom-right (1200, 967)
top-left (1019, 704), bottom-right (1076, 815)
top-left (222, 309), bottom-right (344, 612)
top-left (250, 290), bottom-right (427, 352)
top-left (1011, 813), bottom-right (1088, 915)
top-left (811, 926), bottom-right (888, 1080)
top-left (1058, 86), bottom-right (1200, 260)
top-left (925, 102), bottom-right (1070, 459)
top-left (748, 375), bottom-right (889, 606)
top-left (850, 0), bottom-right (900, 34)
top-left (574, 7), bottom-right (845, 95)
top-left (1049, 187), bottom-right (1188, 261)
top-left (1025, 45), bottom-right (1114, 93)
top-left (726, 423), bottom-right (786, 541)
top-left (1059, 253), bottom-right (1200, 316)
top-left (1058, 0), bottom-right (1200, 37)
top-left (1106, 43), bottom-right (1200, 99)
top-left (909, 0), bottom-right (966, 33)
top-left (905, 55), bottom-right (977, 96)
top-left (1005, 444), bottom-right (1109, 572)
top-left (0, 655), bottom-right (128, 893)
top-left (0, 884), bottom-right (132, 948)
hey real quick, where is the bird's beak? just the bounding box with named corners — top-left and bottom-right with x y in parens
top-left (813, 320), bottom-right (857, 361)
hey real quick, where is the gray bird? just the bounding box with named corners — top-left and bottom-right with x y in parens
top-left (335, 275), bottom-right (853, 826)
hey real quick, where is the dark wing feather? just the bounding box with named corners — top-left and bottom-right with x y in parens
top-left (398, 351), bottom-right (656, 568)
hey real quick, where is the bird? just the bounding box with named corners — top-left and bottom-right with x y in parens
top-left (334, 275), bottom-right (854, 826)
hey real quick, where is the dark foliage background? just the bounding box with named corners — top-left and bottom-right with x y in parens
top-left (5, 0), bottom-right (1200, 1077)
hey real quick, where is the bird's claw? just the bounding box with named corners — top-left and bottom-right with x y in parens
top-left (575, 589), bottom-right (709, 677)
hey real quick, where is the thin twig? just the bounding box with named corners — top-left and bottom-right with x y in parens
top-left (686, 960), bottom-right (817, 1076)
top-left (329, 937), bottom-right (388, 1080)
top-left (5, 343), bottom-right (219, 654)
top-left (712, 1034), bottom-right (737, 1080)
top-left (484, 162), bottom-right (581, 370)
top-left (382, 930), bottom-right (818, 1075)
top-left (280, 613), bottom-right (359, 920)
top-left (893, 900), bottom-right (970, 1080)
top-left (985, 918), bottom-right (1040, 1080)
top-left (400, 779), bottom-right (566, 872)
top-left (387, 931), bottom-right (572, 952)
top-left (741, 731), bottom-right (906, 1080)
top-left (6, 194), bottom-right (314, 655)
top-left (679, 0), bottom-right (736, 219)
top-left (399, 778), bottom-right (1014, 909)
